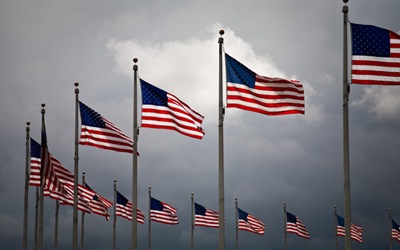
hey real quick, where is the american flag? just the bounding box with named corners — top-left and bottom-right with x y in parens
top-left (30, 138), bottom-right (93, 213)
top-left (351, 23), bottom-right (400, 85)
top-left (150, 197), bottom-right (179, 225)
top-left (29, 138), bottom-right (42, 186)
top-left (82, 183), bottom-right (113, 220)
top-left (115, 191), bottom-right (145, 224)
top-left (79, 101), bottom-right (134, 153)
top-left (225, 53), bottom-right (305, 116)
top-left (336, 215), bottom-right (363, 243)
top-left (286, 212), bottom-right (310, 239)
top-left (140, 79), bottom-right (205, 140)
top-left (237, 208), bottom-right (265, 235)
top-left (391, 219), bottom-right (400, 242)
top-left (194, 202), bottom-right (219, 228)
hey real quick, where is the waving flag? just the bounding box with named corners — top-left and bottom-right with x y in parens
top-left (150, 197), bottom-right (179, 225)
top-left (286, 212), bottom-right (310, 239)
top-left (225, 53), bottom-right (305, 116)
top-left (30, 138), bottom-right (92, 213)
top-left (29, 138), bottom-right (42, 186)
top-left (336, 215), bottom-right (363, 243)
top-left (79, 101), bottom-right (134, 153)
top-left (194, 202), bottom-right (219, 228)
top-left (116, 191), bottom-right (144, 224)
top-left (82, 183), bottom-right (112, 220)
top-left (351, 23), bottom-right (400, 85)
top-left (392, 219), bottom-right (400, 242)
top-left (140, 79), bottom-right (205, 139)
top-left (237, 208), bottom-right (265, 235)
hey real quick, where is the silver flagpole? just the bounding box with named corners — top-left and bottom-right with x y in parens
top-left (132, 58), bottom-right (139, 250)
top-left (54, 200), bottom-right (59, 250)
top-left (235, 198), bottom-right (238, 250)
top-left (342, 1), bottom-right (352, 250)
top-left (334, 205), bottom-right (338, 250)
top-left (38, 103), bottom-right (45, 250)
top-left (34, 186), bottom-right (39, 250)
top-left (148, 186), bottom-right (151, 250)
top-left (81, 171), bottom-right (86, 250)
top-left (191, 193), bottom-right (194, 250)
top-left (73, 82), bottom-right (80, 250)
top-left (218, 29), bottom-right (225, 250)
top-left (389, 208), bottom-right (393, 250)
top-left (113, 179), bottom-right (117, 250)
top-left (23, 121), bottom-right (30, 250)
top-left (284, 202), bottom-right (287, 250)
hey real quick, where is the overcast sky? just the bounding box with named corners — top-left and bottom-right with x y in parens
top-left (1, 0), bottom-right (400, 249)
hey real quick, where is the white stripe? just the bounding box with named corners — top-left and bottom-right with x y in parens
top-left (353, 55), bottom-right (400, 62)
top-left (228, 82), bottom-right (304, 99)
top-left (390, 38), bottom-right (400, 44)
top-left (352, 74), bottom-right (400, 82)
top-left (352, 64), bottom-right (400, 72)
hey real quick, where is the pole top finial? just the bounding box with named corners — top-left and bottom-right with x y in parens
top-left (41, 103), bottom-right (45, 108)
top-left (133, 58), bottom-right (138, 63)
top-left (26, 121), bottom-right (30, 126)
top-left (343, 0), bottom-right (349, 4)
top-left (74, 82), bottom-right (79, 87)
top-left (219, 30), bottom-right (225, 36)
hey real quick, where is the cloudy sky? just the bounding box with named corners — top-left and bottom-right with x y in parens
top-left (1, 0), bottom-right (400, 249)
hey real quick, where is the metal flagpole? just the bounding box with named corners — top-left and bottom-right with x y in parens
top-left (23, 121), bottom-right (30, 250)
top-left (38, 103), bottom-right (45, 250)
top-left (81, 171), bottom-right (86, 250)
top-left (389, 208), bottom-right (393, 250)
top-left (235, 198), bottom-right (238, 250)
top-left (334, 206), bottom-right (338, 250)
top-left (113, 179), bottom-right (117, 250)
top-left (218, 29), bottom-right (225, 250)
top-left (54, 200), bottom-right (59, 250)
top-left (284, 202), bottom-right (287, 250)
top-left (191, 193), bottom-right (194, 250)
top-left (342, 1), bottom-right (352, 250)
top-left (132, 58), bottom-right (139, 250)
top-left (148, 186), bottom-right (152, 250)
top-left (34, 186), bottom-right (39, 250)
top-left (73, 82), bottom-right (80, 250)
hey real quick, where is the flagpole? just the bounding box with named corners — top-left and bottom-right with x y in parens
top-left (334, 205), bottom-right (338, 250)
top-left (218, 29), bottom-right (225, 250)
top-left (23, 121), bottom-right (30, 250)
top-left (342, 1), bottom-right (352, 250)
top-left (73, 82), bottom-right (80, 250)
top-left (113, 179), bottom-right (117, 250)
top-left (191, 193), bottom-right (194, 250)
top-left (235, 198), bottom-right (238, 250)
top-left (389, 208), bottom-right (393, 250)
top-left (284, 202), bottom-right (287, 250)
top-left (132, 58), bottom-right (139, 250)
top-left (81, 171), bottom-right (86, 250)
top-left (34, 186), bottom-right (39, 250)
top-left (54, 200), bottom-right (59, 250)
top-left (148, 186), bottom-right (152, 250)
top-left (38, 103), bottom-right (45, 250)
